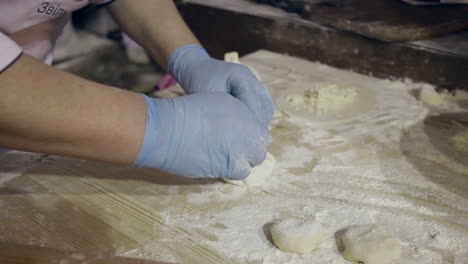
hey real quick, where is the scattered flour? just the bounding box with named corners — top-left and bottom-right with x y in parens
top-left (286, 83), bottom-right (358, 114)
top-left (3, 51), bottom-right (467, 264)
top-left (452, 131), bottom-right (468, 152)
top-left (116, 51), bottom-right (468, 263)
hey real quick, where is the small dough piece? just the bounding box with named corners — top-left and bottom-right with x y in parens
top-left (270, 218), bottom-right (324, 254)
top-left (224, 52), bottom-right (240, 63)
top-left (342, 225), bottom-right (401, 264)
top-left (418, 85), bottom-right (445, 106)
top-left (224, 51), bottom-right (261, 80)
top-left (224, 153), bottom-right (275, 187)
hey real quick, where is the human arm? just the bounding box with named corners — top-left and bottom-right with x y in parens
top-left (0, 55), bottom-right (268, 178)
top-left (107, 0), bottom-right (275, 125)
top-left (0, 54), bottom-right (146, 164)
top-left (106, 0), bottom-right (199, 69)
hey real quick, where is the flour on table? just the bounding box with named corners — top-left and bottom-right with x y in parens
top-left (286, 83), bottom-right (358, 114)
top-left (270, 217), bottom-right (324, 254)
top-left (452, 131), bottom-right (468, 152)
top-left (122, 51), bottom-right (467, 264)
top-left (223, 152), bottom-right (276, 187)
top-left (342, 225), bottom-right (401, 264)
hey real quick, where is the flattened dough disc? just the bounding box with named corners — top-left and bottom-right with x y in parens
top-left (274, 83), bottom-right (375, 123)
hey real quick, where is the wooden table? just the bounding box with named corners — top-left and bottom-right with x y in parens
top-left (1, 51), bottom-right (467, 263)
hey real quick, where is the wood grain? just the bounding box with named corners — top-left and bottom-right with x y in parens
top-left (0, 243), bottom-right (169, 264)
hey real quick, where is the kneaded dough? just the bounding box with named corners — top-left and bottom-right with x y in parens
top-left (418, 84), bottom-right (446, 106)
top-left (286, 84), bottom-right (358, 114)
top-left (342, 225), bottom-right (401, 264)
top-left (223, 153), bottom-right (276, 187)
top-left (270, 218), bottom-right (324, 254)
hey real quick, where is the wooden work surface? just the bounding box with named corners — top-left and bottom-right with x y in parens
top-left (1, 51), bottom-right (467, 263)
top-left (0, 243), bottom-right (167, 264)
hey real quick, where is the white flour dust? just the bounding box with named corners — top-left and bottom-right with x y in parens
top-left (120, 51), bottom-right (468, 264)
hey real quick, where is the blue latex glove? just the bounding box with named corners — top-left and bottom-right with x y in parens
top-left (168, 44), bottom-right (275, 125)
top-left (134, 93), bottom-right (270, 179)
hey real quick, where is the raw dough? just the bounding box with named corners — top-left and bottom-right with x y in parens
top-left (286, 83), bottom-right (358, 114)
top-left (224, 51), bottom-right (261, 80)
top-left (223, 153), bottom-right (276, 187)
top-left (224, 52), bottom-right (241, 63)
top-left (418, 84), bottom-right (446, 106)
top-left (342, 225), bottom-right (401, 264)
top-left (452, 131), bottom-right (468, 152)
top-left (270, 218), bottom-right (324, 254)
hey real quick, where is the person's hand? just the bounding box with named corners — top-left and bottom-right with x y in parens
top-left (134, 93), bottom-right (270, 179)
top-left (168, 44), bottom-right (275, 125)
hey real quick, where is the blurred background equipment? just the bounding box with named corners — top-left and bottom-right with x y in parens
top-left (182, 0), bottom-right (467, 91)
top-left (1, 1), bottom-right (468, 263)
top-left (50, 0), bottom-right (467, 92)
top-left (252, 0), bottom-right (468, 41)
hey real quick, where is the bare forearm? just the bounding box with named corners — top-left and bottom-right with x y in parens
top-left (0, 54), bottom-right (146, 164)
top-left (107, 0), bottom-right (199, 69)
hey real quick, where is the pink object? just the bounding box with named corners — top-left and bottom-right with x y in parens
top-left (0, 0), bottom-right (113, 71)
top-left (155, 73), bottom-right (178, 91)
top-left (122, 33), bottom-right (141, 49)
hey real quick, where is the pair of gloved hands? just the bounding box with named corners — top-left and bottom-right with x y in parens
top-left (134, 44), bottom-right (275, 179)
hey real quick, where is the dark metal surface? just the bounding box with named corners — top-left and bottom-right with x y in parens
top-left (253, 0), bottom-right (468, 41)
top-left (408, 31), bottom-right (468, 57)
top-left (253, 0), bottom-right (351, 13)
top-left (181, 0), bottom-right (467, 90)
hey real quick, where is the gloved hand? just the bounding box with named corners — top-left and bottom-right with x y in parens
top-left (134, 93), bottom-right (270, 179)
top-left (168, 44), bottom-right (275, 125)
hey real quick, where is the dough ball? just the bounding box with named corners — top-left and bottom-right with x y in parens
top-left (342, 225), bottom-right (401, 264)
top-left (270, 218), bottom-right (324, 254)
top-left (224, 152), bottom-right (275, 187)
top-left (418, 84), bottom-right (445, 106)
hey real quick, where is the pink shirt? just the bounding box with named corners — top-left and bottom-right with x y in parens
top-left (0, 0), bottom-right (114, 72)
